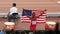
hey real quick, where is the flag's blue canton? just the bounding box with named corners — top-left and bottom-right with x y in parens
top-left (22, 9), bottom-right (32, 16)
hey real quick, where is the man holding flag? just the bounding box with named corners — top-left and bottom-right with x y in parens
top-left (26, 12), bottom-right (41, 30)
top-left (21, 9), bottom-right (46, 30)
top-left (26, 12), bottom-right (35, 30)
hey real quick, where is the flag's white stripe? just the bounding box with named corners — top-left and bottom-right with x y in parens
top-left (42, 14), bottom-right (46, 15)
top-left (21, 21), bottom-right (31, 22)
top-left (37, 20), bottom-right (46, 21)
top-left (21, 20), bottom-right (31, 21)
top-left (21, 18), bottom-right (30, 19)
top-left (37, 19), bottom-right (45, 20)
top-left (39, 16), bottom-right (46, 18)
top-left (37, 21), bottom-right (45, 22)
top-left (21, 20), bottom-right (31, 22)
top-left (36, 20), bottom-right (46, 22)
top-left (37, 18), bottom-right (46, 19)
top-left (37, 19), bottom-right (46, 21)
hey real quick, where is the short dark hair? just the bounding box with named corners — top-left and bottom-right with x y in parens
top-left (13, 3), bottom-right (16, 7)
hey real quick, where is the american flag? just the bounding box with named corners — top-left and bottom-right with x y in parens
top-left (21, 9), bottom-right (46, 23)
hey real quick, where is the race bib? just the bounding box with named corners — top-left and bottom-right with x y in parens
top-left (32, 21), bottom-right (36, 24)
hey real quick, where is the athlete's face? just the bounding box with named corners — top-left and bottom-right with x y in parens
top-left (32, 12), bottom-right (35, 17)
